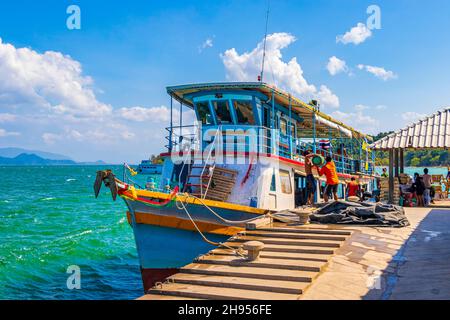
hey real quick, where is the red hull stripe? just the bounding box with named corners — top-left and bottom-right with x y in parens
top-left (140, 267), bottom-right (179, 293)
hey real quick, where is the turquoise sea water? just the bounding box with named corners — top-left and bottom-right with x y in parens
top-left (375, 166), bottom-right (449, 176)
top-left (0, 165), bottom-right (143, 300)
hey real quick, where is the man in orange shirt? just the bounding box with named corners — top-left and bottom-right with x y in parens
top-left (316, 156), bottom-right (339, 202)
top-left (346, 177), bottom-right (360, 199)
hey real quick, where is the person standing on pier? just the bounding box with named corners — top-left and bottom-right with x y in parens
top-left (317, 156), bottom-right (339, 202)
top-left (412, 172), bottom-right (425, 207)
top-left (422, 168), bottom-right (432, 206)
top-left (303, 150), bottom-right (317, 205)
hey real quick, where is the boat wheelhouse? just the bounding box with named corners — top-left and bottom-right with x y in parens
top-left (161, 82), bottom-right (376, 208)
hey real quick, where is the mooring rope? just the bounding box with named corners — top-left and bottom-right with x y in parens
top-left (175, 197), bottom-right (245, 257)
top-left (181, 193), bottom-right (268, 225)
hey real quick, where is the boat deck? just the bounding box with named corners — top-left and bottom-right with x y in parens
top-left (139, 205), bottom-right (450, 300)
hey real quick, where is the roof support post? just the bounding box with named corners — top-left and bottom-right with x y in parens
top-left (389, 149), bottom-right (394, 204)
top-left (400, 149), bottom-right (404, 174)
top-left (394, 148), bottom-right (399, 177)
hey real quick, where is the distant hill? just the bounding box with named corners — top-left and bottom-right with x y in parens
top-left (0, 153), bottom-right (77, 166)
top-left (78, 160), bottom-right (108, 165)
top-left (0, 148), bottom-right (72, 161)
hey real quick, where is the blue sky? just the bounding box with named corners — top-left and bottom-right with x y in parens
top-left (0, 0), bottom-right (449, 163)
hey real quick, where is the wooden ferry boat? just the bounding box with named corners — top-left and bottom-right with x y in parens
top-left (94, 82), bottom-right (377, 292)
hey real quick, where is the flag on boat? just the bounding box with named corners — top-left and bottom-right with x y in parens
top-left (319, 139), bottom-right (331, 150)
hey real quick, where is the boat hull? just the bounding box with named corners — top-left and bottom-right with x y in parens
top-left (129, 220), bottom-right (228, 292)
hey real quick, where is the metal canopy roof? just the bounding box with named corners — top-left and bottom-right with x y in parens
top-left (166, 82), bottom-right (369, 140)
top-left (371, 107), bottom-right (450, 150)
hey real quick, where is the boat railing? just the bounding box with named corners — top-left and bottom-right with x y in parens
top-left (166, 124), bottom-right (374, 176)
top-left (166, 125), bottom-right (202, 153)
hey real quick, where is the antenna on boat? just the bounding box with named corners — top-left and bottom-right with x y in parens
top-left (259, 0), bottom-right (270, 83)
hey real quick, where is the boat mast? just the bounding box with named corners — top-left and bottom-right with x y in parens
top-left (260, 0), bottom-right (270, 82)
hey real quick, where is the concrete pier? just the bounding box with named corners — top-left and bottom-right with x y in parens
top-left (139, 206), bottom-right (450, 300)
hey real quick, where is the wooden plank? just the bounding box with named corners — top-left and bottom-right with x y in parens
top-left (213, 167), bottom-right (239, 175)
top-left (138, 294), bottom-right (201, 300)
top-left (210, 248), bottom-right (331, 262)
top-left (256, 227), bottom-right (352, 236)
top-left (220, 242), bottom-right (336, 254)
top-left (242, 230), bottom-right (348, 241)
top-left (148, 283), bottom-right (300, 300)
top-left (181, 263), bottom-right (318, 283)
top-left (195, 255), bottom-right (325, 272)
top-left (229, 235), bottom-right (343, 248)
top-left (168, 273), bottom-right (309, 295)
top-left (246, 216), bottom-right (273, 230)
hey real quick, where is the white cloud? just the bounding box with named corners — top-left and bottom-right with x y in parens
top-left (402, 112), bottom-right (426, 123)
top-left (0, 37), bottom-right (112, 118)
top-left (0, 113), bottom-right (16, 122)
top-left (355, 104), bottom-right (370, 111)
top-left (198, 37), bottom-right (214, 53)
top-left (317, 85), bottom-right (340, 108)
top-left (221, 32), bottom-right (339, 107)
top-left (326, 56), bottom-right (348, 76)
top-left (0, 38), bottom-right (173, 161)
top-left (0, 128), bottom-right (20, 137)
top-left (337, 23), bottom-right (372, 45)
top-left (119, 106), bottom-right (172, 122)
top-left (357, 64), bottom-right (397, 81)
top-left (42, 132), bottom-right (62, 145)
top-left (375, 105), bottom-right (387, 110)
top-left (331, 109), bottom-right (379, 134)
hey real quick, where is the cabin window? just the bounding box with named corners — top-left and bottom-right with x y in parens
top-left (196, 101), bottom-right (213, 125)
top-left (290, 122), bottom-right (296, 139)
top-left (255, 100), bottom-right (262, 125)
top-left (263, 106), bottom-right (270, 128)
top-left (234, 100), bottom-right (255, 125)
top-left (280, 170), bottom-right (292, 194)
top-left (270, 169), bottom-right (276, 192)
top-left (280, 118), bottom-right (287, 135)
top-left (212, 100), bottom-right (233, 124)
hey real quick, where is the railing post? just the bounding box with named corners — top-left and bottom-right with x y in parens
top-left (312, 112), bottom-right (317, 153)
top-left (271, 90), bottom-right (275, 155)
top-left (179, 101), bottom-right (183, 151)
top-left (288, 95), bottom-right (292, 158)
top-left (169, 96), bottom-right (173, 152)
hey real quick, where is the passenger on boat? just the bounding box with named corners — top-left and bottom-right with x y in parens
top-left (346, 177), bottom-right (361, 199)
top-left (316, 156), bottom-right (339, 203)
top-left (303, 150), bottom-right (317, 205)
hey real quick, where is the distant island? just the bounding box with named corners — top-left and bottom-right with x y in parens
top-left (0, 148), bottom-right (107, 166)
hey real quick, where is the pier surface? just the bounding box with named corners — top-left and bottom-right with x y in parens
top-left (139, 206), bottom-right (450, 300)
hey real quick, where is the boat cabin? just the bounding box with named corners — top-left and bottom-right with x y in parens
top-left (157, 82), bottom-right (376, 210)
